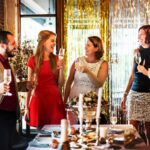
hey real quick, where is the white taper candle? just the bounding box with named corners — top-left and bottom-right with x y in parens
top-left (96, 88), bottom-right (102, 119)
top-left (78, 93), bottom-right (83, 118)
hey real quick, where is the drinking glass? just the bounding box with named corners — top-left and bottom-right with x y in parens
top-left (3, 69), bottom-right (12, 96)
top-left (110, 110), bottom-right (117, 127)
top-left (134, 52), bottom-right (141, 65)
top-left (75, 59), bottom-right (82, 72)
top-left (58, 48), bottom-right (65, 60)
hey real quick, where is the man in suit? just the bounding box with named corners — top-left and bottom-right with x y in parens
top-left (0, 31), bottom-right (19, 150)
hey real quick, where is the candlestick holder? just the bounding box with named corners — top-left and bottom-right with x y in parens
top-left (79, 117), bottom-right (83, 144)
top-left (95, 117), bottom-right (100, 146)
top-left (79, 117), bottom-right (83, 135)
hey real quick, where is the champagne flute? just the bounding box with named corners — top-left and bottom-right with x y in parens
top-left (75, 59), bottom-right (82, 72)
top-left (134, 52), bottom-right (141, 65)
top-left (134, 52), bottom-right (142, 73)
top-left (3, 69), bottom-right (12, 96)
top-left (58, 48), bottom-right (65, 60)
top-left (110, 110), bottom-right (117, 127)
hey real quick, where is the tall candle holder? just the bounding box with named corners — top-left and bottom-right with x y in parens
top-left (78, 93), bottom-right (83, 143)
top-left (95, 88), bottom-right (102, 146)
top-left (95, 118), bottom-right (100, 146)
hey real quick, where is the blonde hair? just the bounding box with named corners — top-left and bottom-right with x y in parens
top-left (34, 30), bottom-right (56, 74)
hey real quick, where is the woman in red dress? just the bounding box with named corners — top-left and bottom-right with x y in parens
top-left (25, 30), bottom-right (66, 127)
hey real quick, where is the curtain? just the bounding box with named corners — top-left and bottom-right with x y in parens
top-left (109, 0), bottom-right (150, 108)
top-left (64, 0), bottom-right (109, 101)
top-left (100, 0), bottom-right (109, 102)
top-left (64, 0), bottom-right (101, 74)
top-left (64, 0), bottom-right (150, 122)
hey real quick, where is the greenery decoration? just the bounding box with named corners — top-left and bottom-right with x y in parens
top-left (10, 40), bottom-right (34, 81)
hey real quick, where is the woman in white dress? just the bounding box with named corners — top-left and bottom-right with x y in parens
top-left (64, 36), bottom-right (108, 123)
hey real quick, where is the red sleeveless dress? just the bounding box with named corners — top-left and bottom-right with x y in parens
top-left (28, 56), bottom-right (66, 127)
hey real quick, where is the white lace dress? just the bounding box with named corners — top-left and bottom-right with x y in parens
top-left (69, 56), bottom-right (103, 99)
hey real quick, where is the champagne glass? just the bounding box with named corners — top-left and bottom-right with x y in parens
top-left (3, 69), bottom-right (12, 96)
top-left (58, 48), bottom-right (65, 60)
top-left (134, 52), bottom-right (141, 65)
top-left (134, 52), bottom-right (142, 73)
top-left (75, 59), bottom-right (82, 72)
top-left (110, 110), bottom-right (117, 127)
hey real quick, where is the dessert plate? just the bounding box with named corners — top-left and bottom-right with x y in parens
top-left (109, 128), bottom-right (124, 134)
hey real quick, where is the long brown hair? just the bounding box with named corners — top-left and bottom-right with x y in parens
top-left (139, 25), bottom-right (150, 44)
top-left (88, 36), bottom-right (104, 60)
top-left (34, 30), bottom-right (57, 74)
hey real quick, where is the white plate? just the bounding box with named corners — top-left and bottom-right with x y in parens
top-left (110, 128), bottom-right (124, 133)
top-left (35, 137), bottom-right (52, 144)
top-left (72, 105), bottom-right (90, 108)
top-left (114, 137), bottom-right (125, 142)
top-left (70, 142), bottom-right (82, 149)
top-left (42, 126), bottom-right (61, 133)
top-left (92, 143), bottom-right (110, 150)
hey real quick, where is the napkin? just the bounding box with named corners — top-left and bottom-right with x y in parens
top-left (28, 139), bottom-right (50, 148)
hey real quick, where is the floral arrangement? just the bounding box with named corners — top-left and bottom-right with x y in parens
top-left (10, 40), bottom-right (34, 81)
top-left (67, 91), bottom-right (109, 121)
top-left (68, 91), bottom-right (98, 107)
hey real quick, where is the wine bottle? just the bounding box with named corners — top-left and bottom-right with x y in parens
top-left (58, 119), bottom-right (70, 150)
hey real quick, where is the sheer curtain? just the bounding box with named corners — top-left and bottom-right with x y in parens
top-left (109, 0), bottom-right (150, 108)
top-left (64, 0), bottom-right (101, 75)
top-left (64, 0), bottom-right (109, 102)
top-left (63, 0), bottom-right (150, 123)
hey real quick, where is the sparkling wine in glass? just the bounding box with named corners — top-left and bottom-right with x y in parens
top-left (3, 69), bottom-right (12, 96)
top-left (134, 52), bottom-right (141, 65)
top-left (59, 48), bottom-right (65, 60)
top-left (110, 111), bottom-right (117, 127)
top-left (75, 59), bottom-right (82, 72)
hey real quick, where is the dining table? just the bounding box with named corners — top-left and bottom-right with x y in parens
top-left (26, 124), bottom-right (148, 150)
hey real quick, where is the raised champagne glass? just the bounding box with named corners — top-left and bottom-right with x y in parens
top-left (134, 52), bottom-right (141, 65)
top-left (59, 48), bottom-right (65, 60)
top-left (3, 69), bottom-right (12, 96)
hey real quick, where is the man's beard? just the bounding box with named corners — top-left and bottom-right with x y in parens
top-left (6, 48), bottom-right (16, 57)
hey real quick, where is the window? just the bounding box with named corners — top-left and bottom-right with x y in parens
top-left (20, 0), bottom-right (56, 49)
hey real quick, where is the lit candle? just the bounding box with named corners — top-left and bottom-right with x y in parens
top-left (96, 88), bottom-right (102, 119)
top-left (78, 93), bottom-right (83, 118)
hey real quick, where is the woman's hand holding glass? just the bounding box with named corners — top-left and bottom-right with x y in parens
top-left (75, 60), bottom-right (87, 73)
top-left (134, 52), bottom-right (146, 74)
top-left (137, 59), bottom-right (148, 76)
top-left (57, 59), bottom-right (64, 70)
top-left (134, 52), bottom-right (141, 65)
top-left (58, 48), bottom-right (65, 60)
top-left (57, 48), bottom-right (65, 69)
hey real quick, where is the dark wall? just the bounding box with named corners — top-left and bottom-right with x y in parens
top-left (0, 0), bottom-right (4, 30)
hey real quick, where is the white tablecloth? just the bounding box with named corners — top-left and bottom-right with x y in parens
top-left (26, 124), bottom-right (147, 150)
